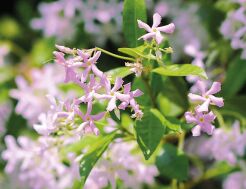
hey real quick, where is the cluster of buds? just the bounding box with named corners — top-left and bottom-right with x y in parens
top-left (34, 45), bottom-right (144, 136)
top-left (185, 80), bottom-right (224, 136)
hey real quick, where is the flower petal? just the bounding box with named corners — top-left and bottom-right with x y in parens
top-left (112, 77), bottom-right (123, 92)
top-left (185, 111), bottom-right (197, 123)
top-left (152, 13), bottom-right (162, 28)
top-left (88, 51), bottom-right (101, 64)
top-left (206, 82), bottom-right (221, 95)
top-left (209, 95), bottom-right (224, 107)
top-left (91, 112), bottom-right (105, 121)
top-left (107, 96), bottom-right (117, 111)
top-left (137, 20), bottom-right (152, 32)
top-left (192, 125), bottom-right (201, 136)
top-left (157, 23), bottom-right (175, 33)
top-left (155, 31), bottom-right (164, 44)
top-left (138, 32), bottom-right (156, 40)
top-left (188, 93), bottom-right (206, 102)
top-left (196, 99), bottom-right (211, 112)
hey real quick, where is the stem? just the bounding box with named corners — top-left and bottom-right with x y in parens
top-left (172, 179), bottom-right (178, 189)
top-left (213, 109), bottom-right (226, 128)
top-left (178, 132), bottom-right (185, 152)
top-left (141, 76), bottom-right (157, 108)
top-left (95, 47), bottom-right (135, 62)
top-left (8, 41), bottom-right (26, 57)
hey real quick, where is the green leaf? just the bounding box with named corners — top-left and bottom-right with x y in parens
top-left (160, 77), bottom-right (189, 113)
top-left (132, 77), bottom-right (152, 107)
top-left (123, 0), bottom-right (147, 47)
top-left (203, 162), bottom-right (234, 179)
top-left (31, 38), bottom-right (55, 66)
top-left (0, 17), bottom-right (21, 38)
top-left (135, 109), bottom-right (166, 160)
top-left (79, 132), bottom-right (117, 186)
top-left (221, 56), bottom-right (246, 97)
top-left (152, 64), bottom-right (208, 79)
top-left (105, 67), bottom-right (132, 83)
top-left (156, 143), bottom-right (189, 181)
top-left (221, 95), bottom-right (246, 126)
top-left (118, 46), bottom-right (155, 59)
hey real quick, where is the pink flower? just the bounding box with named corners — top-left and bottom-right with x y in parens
top-left (118, 83), bottom-right (143, 120)
top-left (78, 74), bottom-right (102, 103)
top-left (125, 61), bottom-right (144, 77)
top-left (10, 64), bottom-right (63, 124)
top-left (223, 172), bottom-right (246, 189)
top-left (138, 13), bottom-right (175, 44)
top-left (53, 51), bottom-right (78, 82)
top-left (188, 80), bottom-right (224, 112)
top-left (185, 110), bottom-right (216, 136)
top-left (97, 77), bottom-right (129, 112)
top-left (76, 102), bottom-right (105, 135)
top-left (2, 135), bottom-right (79, 189)
top-left (77, 50), bottom-right (103, 82)
top-left (205, 121), bottom-right (246, 165)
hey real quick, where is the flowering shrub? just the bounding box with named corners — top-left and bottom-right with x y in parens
top-left (0, 0), bottom-right (246, 189)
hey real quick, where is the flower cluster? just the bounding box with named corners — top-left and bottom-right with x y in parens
top-left (185, 80), bottom-right (224, 136)
top-left (85, 141), bottom-right (158, 189)
top-left (34, 45), bottom-right (143, 137)
top-left (10, 64), bottom-right (64, 124)
top-left (223, 171), bottom-right (246, 189)
top-left (2, 135), bottom-right (79, 189)
top-left (220, 1), bottom-right (246, 59)
top-left (205, 121), bottom-right (246, 165)
top-left (31, 0), bottom-right (123, 44)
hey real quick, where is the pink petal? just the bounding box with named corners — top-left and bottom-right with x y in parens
top-left (123, 83), bottom-right (131, 94)
top-left (192, 125), bottom-right (201, 136)
top-left (80, 66), bottom-right (91, 83)
top-left (118, 101), bottom-right (128, 110)
top-left (152, 13), bottom-right (162, 28)
top-left (100, 74), bottom-right (111, 93)
top-left (196, 80), bottom-right (207, 95)
top-left (157, 23), bottom-right (175, 33)
top-left (107, 96), bottom-right (117, 111)
top-left (204, 111), bottom-right (216, 122)
top-left (65, 67), bottom-right (76, 83)
top-left (116, 93), bottom-right (130, 101)
top-left (88, 51), bottom-right (101, 64)
top-left (137, 20), bottom-right (152, 32)
top-left (155, 31), bottom-right (163, 44)
top-left (112, 77), bottom-right (123, 92)
top-left (91, 112), bottom-right (105, 121)
top-left (53, 51), bottom-right (65, 65)
top-left (91, 64), bottom-right (103, 78)
top-left (188, 93), bottom-right (206, 102)
top-left (77, 50), bottom-right (90, 62)
top-left (138, 32), bottom-right (156, 40)
top-left (132, 89), bottom-right (143, 97)
top-left (202, 123), bottom-right (215, 135)
top-left (209, 95), bottom-right (224, 107)
top-left (185, 111), bottom-right (197, 123)
top-left (196, 99), bottom-right (211, 112)
top-left (206, 82), bottom-right (221, 95)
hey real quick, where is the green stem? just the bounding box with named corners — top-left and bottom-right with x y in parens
top-left (141, 76), bottom-right (157, 108)
top-left (172, 179), bottom-right (178, 189)
top-left (178, 132), bottom-right (185, 152)
top-left (213, 109), bottom-right (226, 128)
top-left (95, 47), bottom-right (135, 62)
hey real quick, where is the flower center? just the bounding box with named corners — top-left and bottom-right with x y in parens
top-left (153, 28), bottom-right (157, 32)
top-left (199, 117), bottom-right (204, 122)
